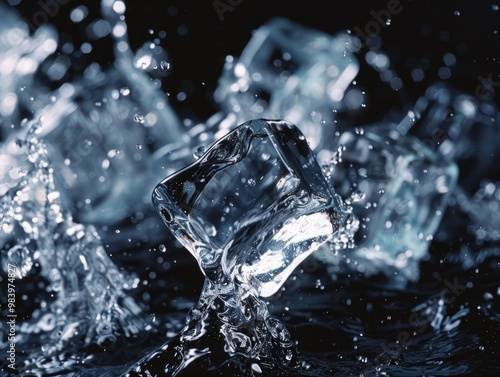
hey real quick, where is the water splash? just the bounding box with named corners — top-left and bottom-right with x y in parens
top-left (127, 120), bottom-right (350, 375)
top-left (0, 123), bottom-right (149, 373)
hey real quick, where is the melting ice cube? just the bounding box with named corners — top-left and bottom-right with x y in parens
top-left (214, 18), bottom-right (359, 150)
top-left (153, 119), bottom-right (347, 297)
top-left (323, 124), bottom-right (458, 281)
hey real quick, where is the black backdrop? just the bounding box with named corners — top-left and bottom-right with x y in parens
top-left (7, 0), bottom-right (500, 123)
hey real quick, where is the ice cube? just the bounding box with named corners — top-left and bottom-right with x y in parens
top-left (153, 119), bottom-right (347, 297)
top-left (323, 125), bottom-right (458, 280)
top-left (399, 82), bottom-right (499, 193)
top-left (0, 3), bottom-right (58, 137)
top-left (13, 62), bottom-right (184, 229)
top-left (214, 18), bottom-right (359, 151)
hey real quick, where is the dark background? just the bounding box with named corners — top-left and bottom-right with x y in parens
top-left (7, 0), bottom-right (500, 124)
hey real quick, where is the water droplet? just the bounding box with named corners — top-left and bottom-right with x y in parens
top-left (136, 144), bottom-right (142, 149)
top-left (355, 127), bottom-right (364, 135)
top-left (251, 363), bottom-right (262, 373)
top-left (248, 178), bottom-right (256, 186)
top-left (133, 114), bottom-right (144, 123)
top-left (120, 87), bottom-right (130, 96)
top-left (350, 190), bottom-right (365, 202)
top-left (484, 292), bottom-right (493, 300)
top-left (160, 61), bottom-right (171, 70)
top-left (193, 146), bottom-right (206, 158)
top-left (159, 244), bottom-right (166, 252)
top-left (5, 245), bottom-right (33, 278)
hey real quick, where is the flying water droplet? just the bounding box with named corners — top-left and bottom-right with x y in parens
top-left (133, 114), bottom-right (144, 123)
top-left (5, 245), bottom-right (33, 278)
top-left (160, 61), bottom-right (171, 70)
top-left (350, 190), bottom-right (365, 202)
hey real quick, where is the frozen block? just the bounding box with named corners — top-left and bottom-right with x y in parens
top-left (214, 17), bottom-right (359, 150)
top-left (20, 64), bottom-right (183, 225)
top-left (328, 126), bottom-right (458, 276)
top-left (398, 82), bottom-right (499, 192)
top-left (153, 119), bottom-right (347, 297)
top-left (0, 3), bottom-right (58, 137)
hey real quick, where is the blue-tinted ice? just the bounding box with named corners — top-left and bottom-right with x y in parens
top-left (214, 17), bottom-right (359, 150)
top-left (0, 3), bottom-right (58, 137)
top-left (1, 1), bottom-right (499, 375)
top-left (402, 83), bottom-right (500, 245)
top-left (0, 1), bottom-right (191, 247)
top-left (400, 82), bottom-right (499, 191)
top-left (320, 99), bottom-right (459, 282)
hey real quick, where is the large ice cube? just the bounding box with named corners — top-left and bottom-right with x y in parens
top-left (323, 125), bottom-right (458, 280)
top-left (153, 119), bottom-right (347, 297)
top-left (214, 18), bottom-right (359, 150)
top-left (6, 62), bottom-right (184, 229)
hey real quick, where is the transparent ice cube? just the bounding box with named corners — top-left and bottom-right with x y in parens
top-left (8, 62), bottom-right (184, 229)
top-left (324, 125), bottom-right (458, 280)
top-left (214, 17), bottom-right (359, 150)
top-left (0, 3), bottom-right (58, 137)
top-left (153, 119), bottom-right (347, 297)
top-left (398, 82), bottom-right (499, 193)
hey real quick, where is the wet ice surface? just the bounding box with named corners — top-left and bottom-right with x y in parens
top-left (1, 0), bottom-right (500, 376)
top-left (127, 120), bottom-right (348, 375)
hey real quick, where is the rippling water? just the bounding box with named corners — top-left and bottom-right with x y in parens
top-left (1, 1), bottom-right (499, 376)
